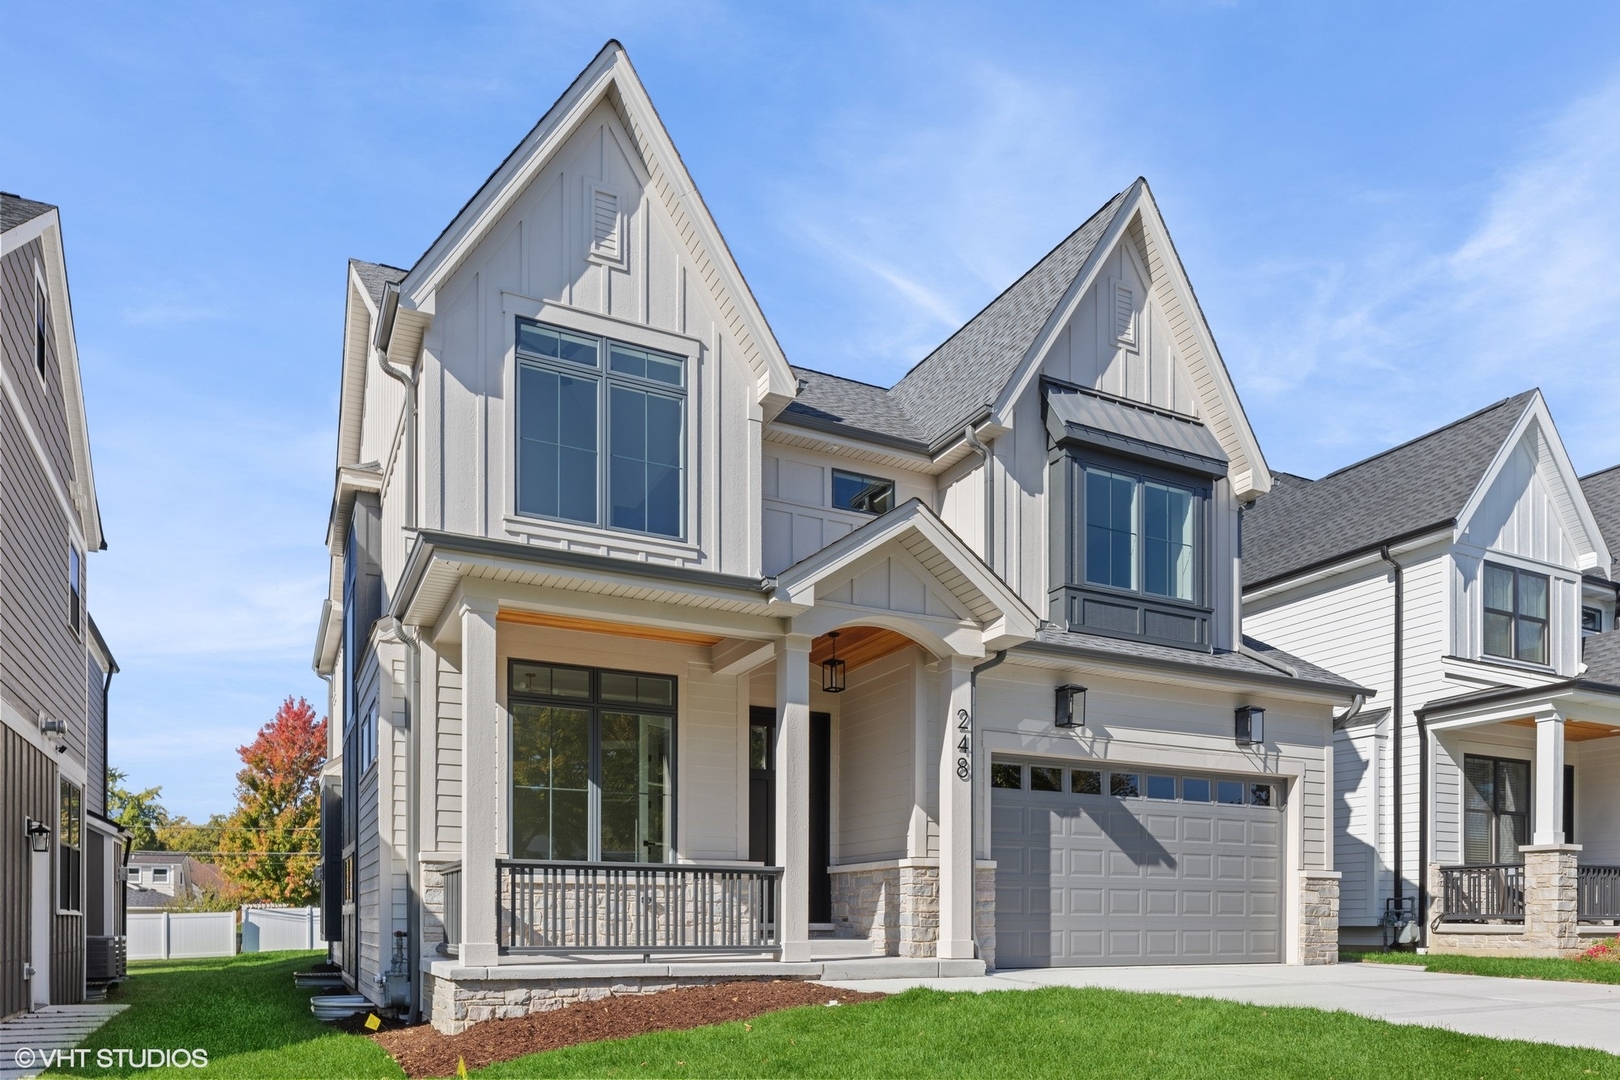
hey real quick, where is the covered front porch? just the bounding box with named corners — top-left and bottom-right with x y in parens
top-left (400, 507), bottom-right (1037, 1031)
top-left (1421, 683), bottom-right (1620, 956)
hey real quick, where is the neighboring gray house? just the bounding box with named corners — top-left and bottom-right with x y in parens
top-left (316, 42), bottom-right (1363, 1034)
top-left (1244, 390), bottom-right (1620, 955)
top-left (0, 192), bottom-right (124, 1016)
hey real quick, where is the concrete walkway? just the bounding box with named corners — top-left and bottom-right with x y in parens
top-left (821, 962), bottom-right (1620, 1055)
top-left (0, 1005), bottom-right (126, 1080)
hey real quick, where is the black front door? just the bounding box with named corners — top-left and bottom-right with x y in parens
top-left (748, 707), bottom-right (832, 923)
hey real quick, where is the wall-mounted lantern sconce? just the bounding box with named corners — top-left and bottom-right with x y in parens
top-left (821, 632), bottom-right (847, 694)
top-left (1055, 684), bottom-right (1087, 729)
top-left (1235, 705), bottom-right (1265, 747)
top-left (25, 817), bottom-right (51, 854)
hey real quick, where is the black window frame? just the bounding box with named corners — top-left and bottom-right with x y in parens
top-left (69, 546), bottom-right (82, 638)
top-left (1050, 449), bottom-right (1213, 650)
top-left (514, 317), bottom-right (689, 542)
top-left (1463, 753), bottom-right (1531, 865)
top-left (507, 659), bottom-right (679, 864)
top-left (59, 778), bottom-right (82, 913)
top-left (1582, 606), bottom-right (1604, 636)
top-left (1482, 563), bottom-right (1551, 666)
top-left (831, 469), bottom-right (896, 515)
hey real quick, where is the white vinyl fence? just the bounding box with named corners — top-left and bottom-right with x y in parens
top-left (127, 911), bottom-right (237, 960)
top-left (240, 906), bottom-right (326, 952)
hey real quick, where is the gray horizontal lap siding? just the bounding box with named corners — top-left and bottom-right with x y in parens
top-left (85, 652), bottom-right (105, 818)
top-left (1, 241), bottom-right (86, 765)
top-left (1, 725), bottom-right (57, 1019)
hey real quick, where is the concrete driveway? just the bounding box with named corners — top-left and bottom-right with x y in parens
top-left (821, 961), bottom-right (1620, 1055)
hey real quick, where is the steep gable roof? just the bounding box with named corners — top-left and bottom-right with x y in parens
top-left (397, 41), bottom-right (798, 414)
top-left (886, 189), bottom-right (1130, 444)
top-left (350, 259), bottom-right (406, 310)
top-left (1243, 391), bottom-right (1538, 588)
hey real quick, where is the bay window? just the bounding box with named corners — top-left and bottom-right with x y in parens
top-left (510, 661), bottom-right (675, 863)
top-left (516, 319), bottom-right (686, 540)
top-left (1053, 452), bottom-right (1210, 648)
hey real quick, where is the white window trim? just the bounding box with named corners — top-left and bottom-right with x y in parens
top-left (499, 294), bottom-right (703, 554)
top-left (34, 259), bottom-right (49, 383)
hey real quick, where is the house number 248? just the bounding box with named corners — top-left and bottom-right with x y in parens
top-left (955, 709), bottom-right (971, 781)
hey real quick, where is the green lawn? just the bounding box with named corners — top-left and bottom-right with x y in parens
top-left (472, 985), bottom-right (1618, 1079)
top-left (39, 952), bottom-right (1620, 1079)
top-left (1346, 944), bottom-right (1620, 985)
top-left (43, 951), bottom-right (402, 1080)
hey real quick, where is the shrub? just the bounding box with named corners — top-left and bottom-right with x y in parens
top-left (1576, 937), bottom-right (1619, 963)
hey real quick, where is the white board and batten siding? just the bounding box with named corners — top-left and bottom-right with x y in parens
top-left (835, 648), bottom-right (919, 863)
top-left (762, 448), bottom-right (933, 577)
top-left (433, 651), bottom-right (463, 854)
top-left (419, 99), bottom-right (765, 577)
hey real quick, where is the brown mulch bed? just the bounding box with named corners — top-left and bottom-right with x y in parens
top-left (374, 980), bottom-right (885, 1078)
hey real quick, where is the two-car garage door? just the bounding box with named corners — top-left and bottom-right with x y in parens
top-left (992, 760), bottom-right (1283, 967)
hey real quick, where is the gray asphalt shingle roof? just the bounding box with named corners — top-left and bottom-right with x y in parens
top-left (1242, 391), bottom-right (1538, 589)
top-left (350, 259), bottom-right (408, 309)
top-left (1580, 465), bottom-right (1620, 577)
top-left (1023, 626), bottom-right (1368, 693)
top-left (1582, 628), bottom-right (1620, 687)
top-left (769, 186), bottom-right (1133, 451)
top-left (1, 192), bottom-right (55, 232)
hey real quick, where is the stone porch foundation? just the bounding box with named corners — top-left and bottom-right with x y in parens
top-left (1427, 844), bottom-right (1584, 957)
top-left (829, 859), bottom-right (997, 969)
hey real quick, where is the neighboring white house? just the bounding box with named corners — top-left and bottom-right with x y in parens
top-left (315, 41), bottom-right (1365, 1033)
top-left (1243, 389), bottom-right (1620, 956)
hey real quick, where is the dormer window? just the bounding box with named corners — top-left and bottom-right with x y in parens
top-left (515, 318), bottom-right (686, 539)
top-left (1483, 563), bottom-right (1549, 666)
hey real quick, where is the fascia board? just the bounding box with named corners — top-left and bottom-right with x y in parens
top-left (991, 182), bottom-right (1143, 429)
top-left (1132, 186), bottom-right (1270, 498)
top-left (1005, 643), bottom-right (1362, 704)
top-left (403, 50), bottom-right (619, 305)
top-left (0, 208), bottom-right (56, 255)
top-left (1457, 393), bottom-right (1610, 573)
top-left (32, 215), bottom-right (104, 550)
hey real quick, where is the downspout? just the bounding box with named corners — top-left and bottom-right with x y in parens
top-left (1378, 546), bottom-right (1405, 905)
top-left (964, 426), bottom-right (993, 569)
top-left (1417, 709), bottom-right (1430, 948)
top-left (374, 283), bottom-right (424, 1019)
top-left (968, 649), bottom-right (1008, 960)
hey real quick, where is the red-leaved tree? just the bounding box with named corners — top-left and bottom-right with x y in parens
top-left (219, 697), bottom-right (327, 904)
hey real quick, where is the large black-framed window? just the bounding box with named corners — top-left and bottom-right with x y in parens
top-left (509, 660), bottom-right (676, 863)
top-left (515, 319), bottom-right (687, 540)
top-left (1463, 754), bottom-right (1530, 864)
top-left (1483, 563), bottom-right (1549, 665)
top-left (1051, 451), bottom-right (1212, 648)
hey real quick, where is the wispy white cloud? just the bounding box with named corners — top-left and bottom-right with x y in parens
top-left (1224, 72), bottom-right (1620, 475)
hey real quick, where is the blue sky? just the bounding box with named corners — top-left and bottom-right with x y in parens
top-left (8, 2), bottom-right (1620, 818)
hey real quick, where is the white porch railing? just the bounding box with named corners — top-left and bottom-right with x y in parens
top-left (497, 860), bottom-right (781, 954)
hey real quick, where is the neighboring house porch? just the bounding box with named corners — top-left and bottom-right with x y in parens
top-left (1419, 666), bottom-right (1620, 956)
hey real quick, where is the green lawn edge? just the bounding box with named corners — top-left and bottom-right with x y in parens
top-left (41, 951), bottom-right (403, 1080)
top-left (1346, 945), bottom-right (1620, 985)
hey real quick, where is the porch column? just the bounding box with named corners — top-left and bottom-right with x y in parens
top-left (1532, 713), bottom-right (1566, 845)
top-left (938, 656), bottom-right (976, 960)
top-left (459, 599), bottom-right (500, 965)
top-left (774, 634), bottom-right (813, 962)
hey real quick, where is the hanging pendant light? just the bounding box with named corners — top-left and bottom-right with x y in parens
top-left (822, 631), bottom-right (847, 693)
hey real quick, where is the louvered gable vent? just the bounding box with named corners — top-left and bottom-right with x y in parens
top-left (1113, 281), bottom-right (1136, 349)
top-left (590, 186), bottom-right (622, 263)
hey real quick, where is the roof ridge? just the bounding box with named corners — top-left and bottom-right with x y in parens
top-left (1580, 462), bottom-right (1620, 482)
top-left (890, 186), bottom-right (1132, 395)
top-left (350, 258), bottom-right (409, 274)
top-left (1313, 389), bottom-right (1538, 484)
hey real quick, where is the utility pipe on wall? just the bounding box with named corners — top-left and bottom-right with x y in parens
top-left (1378, 546), bottom-right (1405, 904)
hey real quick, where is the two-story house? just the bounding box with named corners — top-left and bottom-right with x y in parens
top-left (1, 193), bottom-right (125, 1017)
top-left (314, 42), bottom-right (1365, 1033)
top-left (1243, 390), bottom-right (1620, 956)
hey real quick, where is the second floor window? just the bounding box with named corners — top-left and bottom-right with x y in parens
top-left (1083, 465), bottom-right (1199, 602)
top-left (36, 278), bottom-right (48, 379)
top-left (516, 319), bottom-right (686, 540)
top-left (1583, 606), bottom-right (1604, 636)
top-left (1483, 563), bottom-right (1549, 665)
top-left (832, 469), bottom-right (895, 515)
top-left (69, 547), bottom-right (82, 637)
